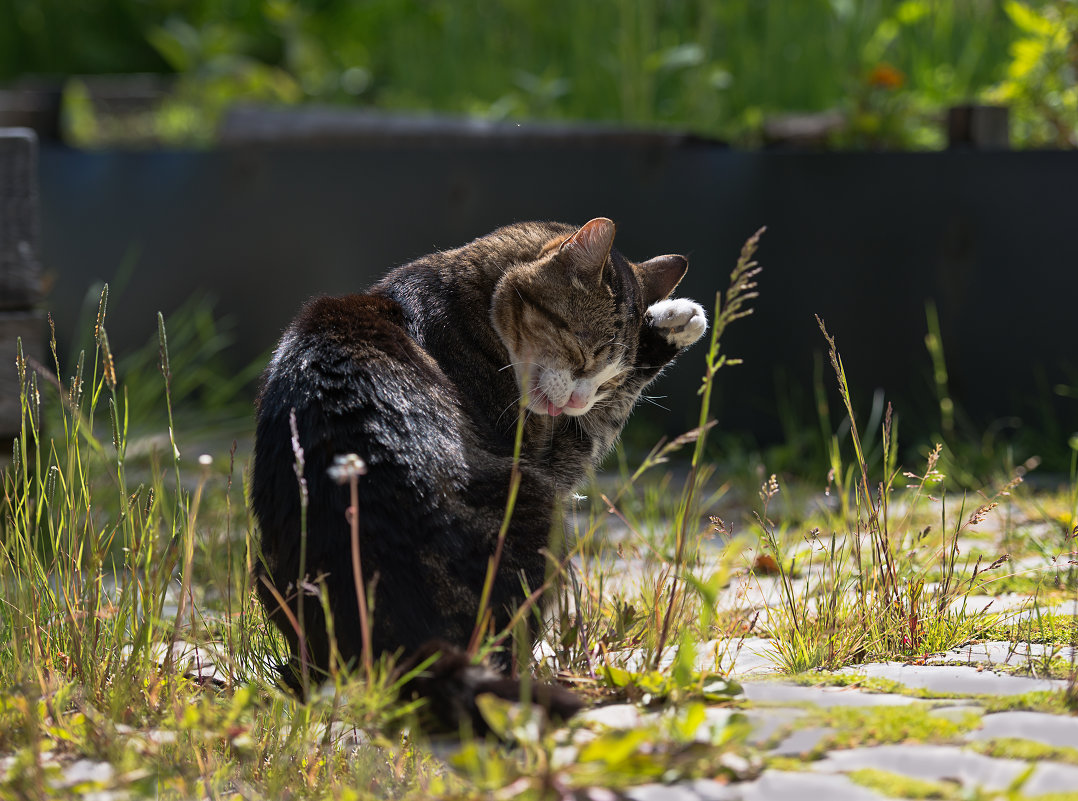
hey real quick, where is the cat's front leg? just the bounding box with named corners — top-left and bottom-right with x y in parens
top-left (646, 298), bottom-right (708, 349)
top-left (632, 297), bottom-right (708, 377)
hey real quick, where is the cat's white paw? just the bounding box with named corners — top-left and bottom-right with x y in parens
top-left (647, 298), bottom-right (707, 348)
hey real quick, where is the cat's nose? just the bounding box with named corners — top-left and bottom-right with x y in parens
top-left (566, 390), bottom-right (590, 409)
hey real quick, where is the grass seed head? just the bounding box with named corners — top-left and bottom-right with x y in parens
top-left (967, 503), bottom-right (999, 527)
top-left (1000, 475), bottom-right (1024, 496)
top-left (759, 474), bottom-right (779, 503)
top-left (710, 516), bottom-right (731, 536)
top-left (926, 443), bottom-right (942, 473)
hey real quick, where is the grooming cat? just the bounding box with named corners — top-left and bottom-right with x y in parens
top-left (251, 218), bottom-right (707, 719)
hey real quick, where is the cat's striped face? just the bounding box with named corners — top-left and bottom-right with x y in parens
top-left (491, 218), bottom-right (635, 418)
top-left (492, 218), bottom-right (690, 420)
top-left (509, 297), bottom-right (630, 418)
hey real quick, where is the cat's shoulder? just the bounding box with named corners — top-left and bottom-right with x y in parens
top-left (269, 291), bottom-right (423, 372)
top-left (291, 292), bottom-right (405, 337)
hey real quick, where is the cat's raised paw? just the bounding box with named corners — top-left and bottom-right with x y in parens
top-left (647, 298), bottom-right (707, 348)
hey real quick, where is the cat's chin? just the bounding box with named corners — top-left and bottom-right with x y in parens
top-left (528, 397), bottom-right (593, 418)
top-left (529, 396), bottom-right (569, 417)
top-left (523, 388), bottom-right (589, 417)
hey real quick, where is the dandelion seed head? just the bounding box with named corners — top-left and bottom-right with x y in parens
top-left (328, 453), bottom-right (368, 484)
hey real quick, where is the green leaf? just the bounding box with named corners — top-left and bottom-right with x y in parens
top-left (1004, 1), bottom-right (1058, 37)
top-left (895, 1), bottom-right (929, 26)
top-left (645, 43), bottom-right (706, 73)
top-left (603, 665), bottom-right (633, 688)
top-left (701, 676), bottom-right (742, 701)
top-left (474, 693), bottom-right (512, 740)
top-left (671, 701), bottom-right (706, 742)
top-left (671, 631), bottom-right (696, 691)
top-left (146, 22), bottom-right (197, 72)
top-left (578, 728), bottom-right (652, 765)
top-left (637, 670), bottom-right (669, 695)
top-left (1008, 38), bottom-right (1047, 80)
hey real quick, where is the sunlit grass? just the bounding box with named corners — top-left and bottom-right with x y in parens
top-left (1, 229), bottom-right (1076, 797)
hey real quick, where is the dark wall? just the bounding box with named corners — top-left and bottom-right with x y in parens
top-left (38, 141), bottom-right (1078, 451)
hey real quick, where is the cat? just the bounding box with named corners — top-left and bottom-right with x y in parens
top-left (250, 217), bottom-right (707, 721)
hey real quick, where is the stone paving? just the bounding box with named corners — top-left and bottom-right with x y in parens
top-left (558, 525), bottom-right (1078, 801)
top-left (13, 580), bottom-right (1077, 801)
top-left (10, 661), bottom-right (1078, 798)
top-left (7, 493), bottom-right (1077, 799)
top-left (574, 605), bottom-right (1078, 800)
top-left (587, 659), bottom-right (1078, 799)
top-left (22, 622), bottom-right (1077, 800)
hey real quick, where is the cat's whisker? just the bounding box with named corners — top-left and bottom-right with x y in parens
top-left (521, 408), bottom-right (536, 437)
top-left (496, 394), bottom-right (529, 428)
top-left (499, 360), bottom-right (541, 373)
top-left (638, 394), bottom-right (671, 412)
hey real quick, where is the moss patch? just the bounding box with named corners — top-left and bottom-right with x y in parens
top-left (806, 705), bottom-right (979, 751)
top-left (972, 572), bottom-right (1077, 596)
top-left (848, 768), bottom-right (962, 800)
top-left (982, 613), bottom-right (1078, 645)
top-left (785, 671), bottom-right (1078, 713)
top-left (980, 690), bottom-right (1078, 715)
top-left (969, 737), bottom-right (1078, 766)
top-left (786, 672), bottom-right (915, 695)
top-left (763, 755), bottom-right (814, 772)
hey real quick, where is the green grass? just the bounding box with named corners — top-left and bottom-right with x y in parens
top-left (14, 0), bottom-right (1048, 149)
top-left (3, 232), bottom-right (1078, 798)
top-left (9, 1), bottom-right (1078, 148)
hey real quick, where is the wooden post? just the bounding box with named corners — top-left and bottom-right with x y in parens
top-left (0, 128), bottom-right (44, 448)
top-left (947, 105), bottom-right (1010, 150)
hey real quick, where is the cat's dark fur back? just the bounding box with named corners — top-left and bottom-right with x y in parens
top-left (251, 218), bottom-right (706, 686)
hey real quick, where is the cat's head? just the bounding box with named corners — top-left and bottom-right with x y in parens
top-left (491, 217), bottom-right (687, 418)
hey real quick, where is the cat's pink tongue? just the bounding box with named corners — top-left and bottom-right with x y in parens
top-left (547, 401), bottom-right (563, 416)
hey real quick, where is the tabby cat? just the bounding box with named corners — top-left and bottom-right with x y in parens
top-left (251, 217), bottom-right (707, 712)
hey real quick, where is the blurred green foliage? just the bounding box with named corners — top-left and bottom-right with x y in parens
top-left (2, 0), bottom-right (1075, 147)
top-left (985, 0), bottom-right (1078, 146)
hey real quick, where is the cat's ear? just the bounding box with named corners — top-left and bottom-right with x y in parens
top-left (557, 217), bottom-right (616, 285)
top-left (635, 254), bottom-right (688, 304)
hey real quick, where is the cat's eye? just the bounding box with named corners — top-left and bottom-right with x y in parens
top-left (572, 353), bottom-right (591, 377)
